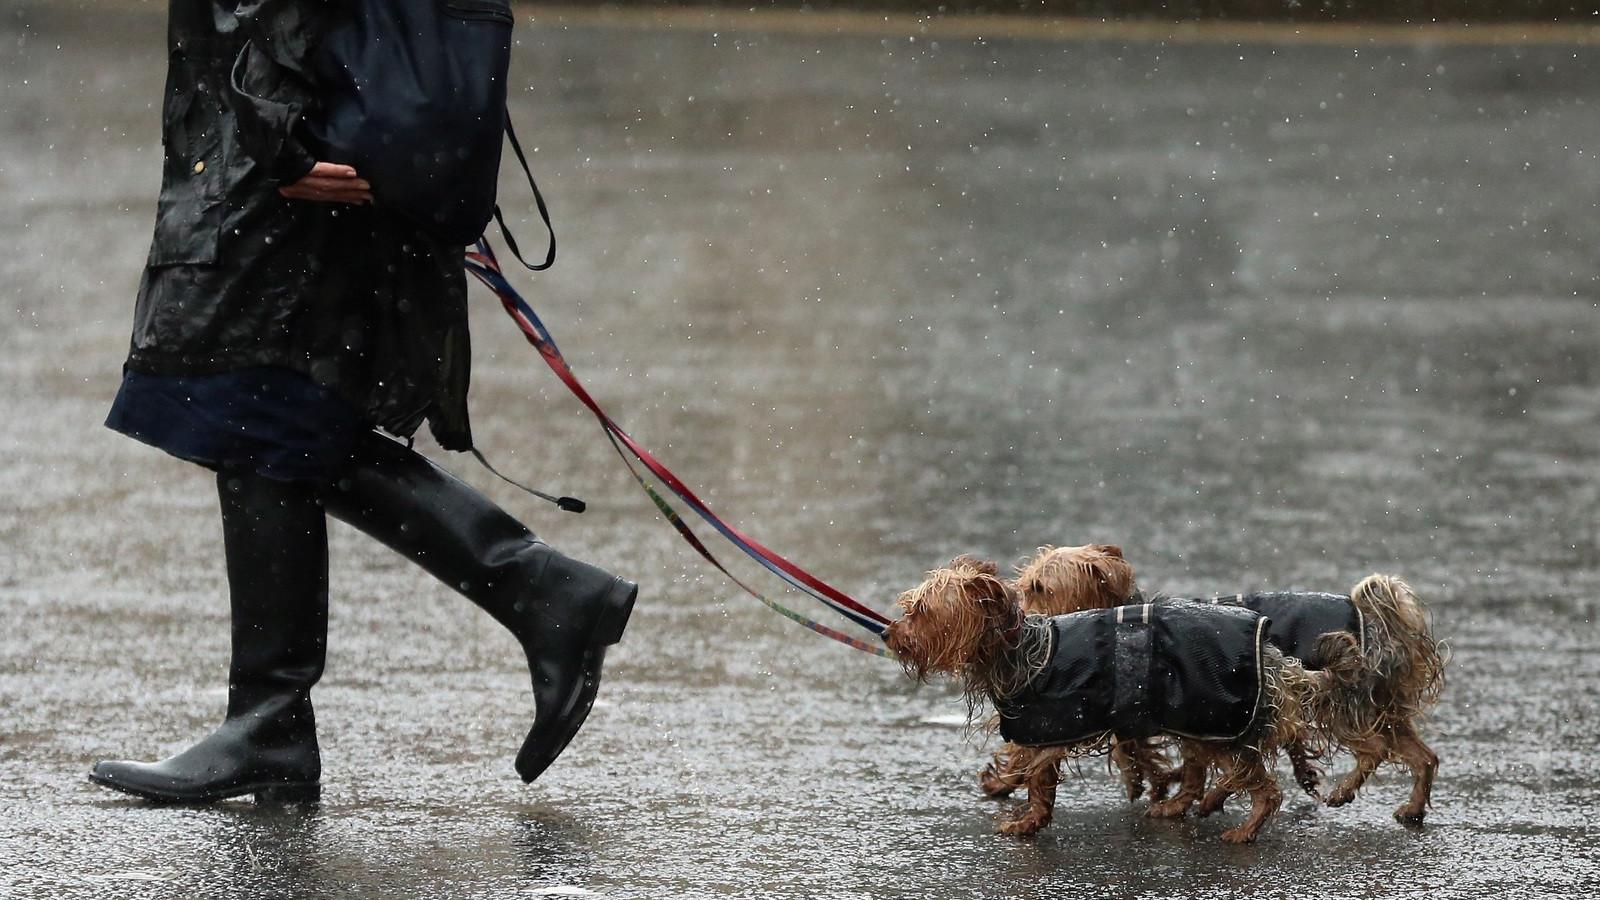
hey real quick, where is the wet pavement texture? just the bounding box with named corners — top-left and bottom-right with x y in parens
top-left (4, 2), bottom-right (1600, 898)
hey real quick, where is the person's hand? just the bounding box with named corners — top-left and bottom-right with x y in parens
top-left (278, 162), bottom-right (373, 204)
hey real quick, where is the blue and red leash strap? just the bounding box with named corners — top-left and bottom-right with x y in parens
top-left (463, 239), bottom-right (895, 659)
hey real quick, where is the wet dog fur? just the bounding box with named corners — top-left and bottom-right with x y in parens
top-left (887, 557), bottom-right (1320, 843)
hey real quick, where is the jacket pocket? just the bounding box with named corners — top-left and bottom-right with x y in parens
top-left (148, 49), bottom-right (227, 267)
top-left (443, 0), bottom-right (513, 25)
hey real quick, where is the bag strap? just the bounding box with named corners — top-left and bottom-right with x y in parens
top-left (467, 114), bottom-right (572, 512)
top-left (470, 447), bottom-right (586, 513)
top-left (493, 114), bottom-right (556, 271)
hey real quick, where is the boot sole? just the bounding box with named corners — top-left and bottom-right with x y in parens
top-left (88, 771), bottom-right (321, 805)
top-left (515, 578), bottom-right (637, 782)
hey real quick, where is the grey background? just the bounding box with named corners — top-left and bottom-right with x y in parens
top-left (2, 1), bottom-right (1598, 898)
top-left (524, 0), bottom-right (1600, 24)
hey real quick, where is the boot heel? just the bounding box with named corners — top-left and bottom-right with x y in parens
top-left (255, 782), bottom-right (321, 804)
top-left (594, 579), bottom-right (637, 646)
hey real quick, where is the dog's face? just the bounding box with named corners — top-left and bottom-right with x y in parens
top-left (1014, 544), bottom-right (1136, 615)
top-left (885, 556), bottom-right (1017, 680)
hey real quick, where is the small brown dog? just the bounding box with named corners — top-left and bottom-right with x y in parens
top-left (977, 546), bottom-right (1169, 803)
top-left (1012, 544), bottom-right (1448, 825)
top-left (887, 557), bottom-right (1322, 843)
top-left (1300, 574), bottom-right (1446, 823)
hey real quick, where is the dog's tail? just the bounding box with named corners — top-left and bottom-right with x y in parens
top-left (1351, 574), bottom-right (1447, 710)
top-left (1316, 574), bottom-right (1447, 741)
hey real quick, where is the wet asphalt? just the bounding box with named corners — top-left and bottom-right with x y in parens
top-left (3, 2), bottom-right (1600, 898)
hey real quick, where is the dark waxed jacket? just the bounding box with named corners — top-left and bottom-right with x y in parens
top-left (125, 0), bottom-right (473, 449)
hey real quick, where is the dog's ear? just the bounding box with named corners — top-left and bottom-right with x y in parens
top-left (961, 571), bottom-right (1016, 614)
top-left (947, 554), bottom-right (1000, 577)
top-left (1091, 544), bottom-right (1125, 560)
top-left (1094, 554), bottom-right (1137, 603)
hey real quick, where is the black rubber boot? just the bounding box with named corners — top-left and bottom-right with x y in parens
top-left (319, 432), bottom-right (636, 783)
top-left (90, 472), bottom-right (328, 803)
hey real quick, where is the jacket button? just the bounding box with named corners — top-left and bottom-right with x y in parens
top-left (193, 160), bottom-right (205, 174)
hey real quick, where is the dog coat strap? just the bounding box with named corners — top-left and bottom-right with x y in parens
top-left (1110, 603), bottom-right (1156, 739)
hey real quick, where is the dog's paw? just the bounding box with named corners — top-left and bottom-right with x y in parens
top-left (980, 782), bottom-right (1017, 799)
top-left (1146, 797), bottom-right (1192, 819)
top-left (998, 814), bottom-right (1048, 836)
top-left (978, 767), bottom-right (1019, 799)
top-left (1325, 786), bottom-right (1356, 807)
top-left (1393, 806), bottom-right (1427, 827)
top-left (1219, 826), bottom-right (1260, 845)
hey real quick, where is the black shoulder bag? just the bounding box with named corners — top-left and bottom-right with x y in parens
top-left (302, 0), bottom-right (554, 267)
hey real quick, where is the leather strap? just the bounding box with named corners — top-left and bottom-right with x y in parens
top-left (1111, 603), bottom-right (1156, 738)
top-left (493, 114), bottom-right (556, 271)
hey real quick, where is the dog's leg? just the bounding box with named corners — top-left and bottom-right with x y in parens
top-left (1288, 738), bottom-right (1323, 800)
top-left (1219, 752), bottom-right (1283, 845)
top-left (1325, 734), bottom-right (1386, 807)
top-left (1110, 738), bottom-right (1145, 801)
top-left (1388, 723), bottom-right (1439, 825)
top-left (1139, 739), bottom-right (1178, 802)
top-left (998, 748), bottom-right (1061, 836)
top-left (979, 744), bottom-right (1026, 799)
top-left (1146, 744), bottom-right (1206, 819)
top-left (1196, 783), bottom-right (1230, 818)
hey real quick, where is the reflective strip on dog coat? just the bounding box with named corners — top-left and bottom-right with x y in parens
top-left (1188, 591), bottom-right (1363, 670)
top-left (994, 601), bottom-right (1270, 748)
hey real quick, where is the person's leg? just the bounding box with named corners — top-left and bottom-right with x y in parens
top-left (318, 431), bottom-right (636, 783)
top-left (90, 471), bottom-right (328, 802)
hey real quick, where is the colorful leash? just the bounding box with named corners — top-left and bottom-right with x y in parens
top-left (463, 238), bottom-right (895, 659)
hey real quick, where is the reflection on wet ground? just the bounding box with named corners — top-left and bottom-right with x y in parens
top-left (2, 2), bottom-right (1598, 897)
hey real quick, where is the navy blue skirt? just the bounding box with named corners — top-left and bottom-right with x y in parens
top-left (106, 366), bottom-right (369, 483)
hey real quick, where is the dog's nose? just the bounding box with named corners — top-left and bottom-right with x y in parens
top-left (883, 621), bottom-right (911, 656)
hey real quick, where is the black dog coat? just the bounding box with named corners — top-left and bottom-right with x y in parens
top-left (1184, 592), bottom-right (1364, 670)
top-left (995, 601), bottom-right (1270, 748)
